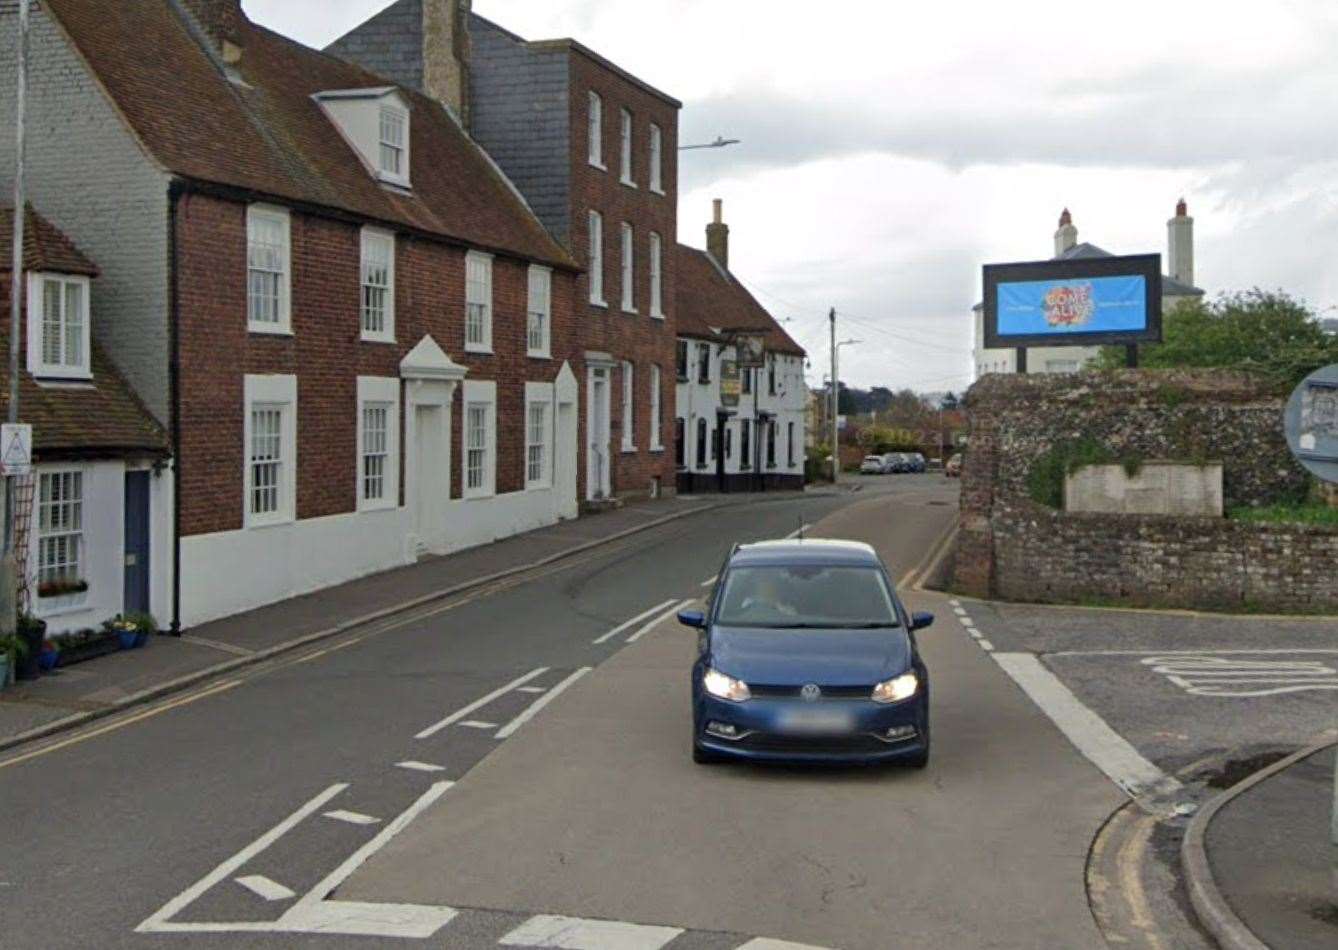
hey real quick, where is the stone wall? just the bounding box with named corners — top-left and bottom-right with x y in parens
top-left (951, 369), bottom-right (1336, 613)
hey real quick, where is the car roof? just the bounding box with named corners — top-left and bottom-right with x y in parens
top-left (728, 538), bottom-right (882, 567)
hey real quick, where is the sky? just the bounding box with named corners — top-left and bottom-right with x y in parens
top-left (245, 0), bottom-right (1338, 393)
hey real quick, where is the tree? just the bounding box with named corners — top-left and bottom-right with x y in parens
top-left (940, 391), bottom-right (960, 411)
top-left (1095, 290), bottom-right (1338, 388)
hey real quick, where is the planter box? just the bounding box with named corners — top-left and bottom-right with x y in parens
top-left (55, 634), bottom-right (121, 668)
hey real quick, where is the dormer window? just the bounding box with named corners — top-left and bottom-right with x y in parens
top-left (27, 273), bottom-right (91, 380)
top-left (379, 105), bottom-right (407, 178)
top-left (313, 87), bottom-right (412, 189)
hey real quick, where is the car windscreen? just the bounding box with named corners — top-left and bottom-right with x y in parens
top-left (715, 564), bottom-right (900, 629)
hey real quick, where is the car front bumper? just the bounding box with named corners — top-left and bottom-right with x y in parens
top-left (695, 694), bottom-right (927, 764)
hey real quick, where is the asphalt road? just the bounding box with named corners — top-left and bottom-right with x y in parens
top-left (0, 478), bottom-right (952, 949)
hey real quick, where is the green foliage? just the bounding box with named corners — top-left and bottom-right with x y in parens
top-left (0, 634), bottom-right (27, 661)
top-left (1026, 439), bottom-right (1117, 508)
top-left (1096, 290), bottom-right (1338, 389)
top-left (1229, 504), bottom-right (1338, 526)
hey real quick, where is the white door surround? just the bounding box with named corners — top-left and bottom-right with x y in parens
top-left (401, 335), bottom-right (467, 555)
top-left (585, 353), bottom-right (615, 501)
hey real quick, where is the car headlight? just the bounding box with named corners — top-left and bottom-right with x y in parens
top-left (703, 667), bottom-right (751, 702)
top-left (872, 671), bottom-right (918, 704)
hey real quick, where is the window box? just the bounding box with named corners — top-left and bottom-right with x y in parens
top-left (37, 578), bottom-right (89, 599)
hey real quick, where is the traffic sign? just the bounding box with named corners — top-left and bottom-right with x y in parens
top-left (1, 423), bottom-right (32, 477)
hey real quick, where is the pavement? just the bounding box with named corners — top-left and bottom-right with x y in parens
top-left (1193, 741), bottom-right (1338, 950)
top-left (0, 490), bottom-right (828, 749)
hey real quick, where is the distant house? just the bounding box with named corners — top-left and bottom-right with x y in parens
top-left (972, 201), bottom-right (1205, 377)
top-left (1, 207), bottom-right (170, 634)
top-left (675, 202), bottom-right (807, 493)
top-left (1, 0), bottom-right (584, 628)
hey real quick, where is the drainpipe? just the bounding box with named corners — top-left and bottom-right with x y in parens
top-left (168, 182), bottom-right (183, 636)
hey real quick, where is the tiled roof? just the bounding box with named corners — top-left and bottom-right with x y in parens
top-left (42, 0), bottom-right (576, 270)
top-left (0, 207), bottom-right (99, 277)
top-left (675, 245), bottom-right (805, 357)
top-left (0, 304), bottom-right (169, 461)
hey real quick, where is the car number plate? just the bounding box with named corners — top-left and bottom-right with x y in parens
top-left (777, 708), bottom-right (855, 734)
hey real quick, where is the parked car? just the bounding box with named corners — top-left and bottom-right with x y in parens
top-left (904, 453), bottom-right (927, 473)
top-left (882, 453), bottom-right (909, 473)
top-left (945, 454), bottom-right (963, 477)
top-left (860, 455), bottom-right (887, 475)
top-left (679, 538), bottom-right (933, 767)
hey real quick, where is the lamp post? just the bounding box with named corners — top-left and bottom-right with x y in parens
top-left (678, 136), bottom-right (741, 151)
top-left (830, 331), bottom-right (861, 483)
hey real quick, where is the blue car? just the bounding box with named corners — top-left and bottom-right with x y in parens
top-left (679, 539), bottom-right (933, 767)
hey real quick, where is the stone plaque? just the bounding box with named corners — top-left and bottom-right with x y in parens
top-left (1065, 462), bottom-right (1223, 517)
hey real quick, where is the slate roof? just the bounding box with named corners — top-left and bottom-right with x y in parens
top-left (41, 0), bottom-right (576, 270)
top-left (0, 207), bottom-right (99, 277)
top-left (675, 245), bottom-right (805, 357)
top-left (1, 209), bottom-right (168, 460)
top-left (1057, 242), bottom-right (1204, 296)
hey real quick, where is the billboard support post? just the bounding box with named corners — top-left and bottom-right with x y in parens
top-left (1126, 344), bottom-right (1139, 368)
top-left (1015, 348), bottom-right (1027, 374)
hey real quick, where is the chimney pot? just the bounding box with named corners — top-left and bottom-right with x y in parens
top-left (1059, 207), bottom-right (1072, 227)
top-left (713, 199), bottom-right (723, 224)
top-left (1176, 197), bottom-right (1188, 217)
top-left (1168, 198), bottom-right (1194, 287)
top-left (1053, 207), bottom-right (1078, 257)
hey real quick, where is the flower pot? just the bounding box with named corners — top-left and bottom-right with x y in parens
top-left (37, 649), bottom-right (59, 672)
top-left (116, 629), bottom-right (138, 651)
top-left (134, 630), bottom-right (149, 648)
top-left (0, 654), bottom-right (9, 690)
top-left (15, 618), bottom-right (46, 681)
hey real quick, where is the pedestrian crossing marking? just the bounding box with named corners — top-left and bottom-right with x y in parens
top-left (500, 914), bottom-right (683, 949)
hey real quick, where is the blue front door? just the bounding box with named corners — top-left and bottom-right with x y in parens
top-left (123, 471), bottom-right (150, 614)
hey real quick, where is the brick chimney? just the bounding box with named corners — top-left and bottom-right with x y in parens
top-left (1167, 198), bottom-right (1194, 288)
top-left (706, 199), bottom-right (729, 270)
top-left (423, 0), bottom-right (472, 127)
top-left (178, 0), bottom-right (246, 61)
top-left (1053, 207), bottom-right (1077, 258)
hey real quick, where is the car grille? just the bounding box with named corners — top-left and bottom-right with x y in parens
top-left (737, 732), bottom-right (891, 754)
top-left (748, 684), bottom-right (872, 700)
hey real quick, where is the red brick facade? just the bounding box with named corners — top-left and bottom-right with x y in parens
top-left (173, 191), bottom-right (580, 537)
top-left (568, 52), bottom-right (679, 499)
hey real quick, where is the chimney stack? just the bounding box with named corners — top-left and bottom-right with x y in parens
top-left (1053, 208), bottom-right (1077, 258)
top-left (707, 198), bottom-right (729, 270)
top-left (423, 0), bottom-right (472, 128)
top-left (178, 0), bottom-right (246, 60)
top-left (1167, 198), bottom-right (1194, 288)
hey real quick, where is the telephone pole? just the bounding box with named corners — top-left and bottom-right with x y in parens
top-left (829, 308), bottom-right (837, 482)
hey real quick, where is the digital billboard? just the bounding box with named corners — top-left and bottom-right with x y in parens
top-left (983, 253), bottom-right (1163, 349)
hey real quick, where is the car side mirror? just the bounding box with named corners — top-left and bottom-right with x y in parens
top-left (910, 611), bottom-right (934, 631)
top-left (677, 609), bottom-right (707, 629)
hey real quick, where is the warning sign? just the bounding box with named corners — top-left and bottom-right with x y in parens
top-left (1, 423), bottom-right (32, 477)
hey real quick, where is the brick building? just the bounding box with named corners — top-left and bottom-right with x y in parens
top-left (1, 0), bottom-right (585, 627)
top-left (331, 0), bottom-right (681, 503)
top-left (674, 202), bottom-right (807, 493)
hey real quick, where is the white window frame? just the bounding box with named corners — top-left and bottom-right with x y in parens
top-left (619, 108), bottom-right (635, 186)
top-left (649, 364), bottom-right (663, 450)
top-left (462, 380), bottom-right (496, 500)
top-left (356, 376), bottom-right (400, 512)
top-left (649, 123), bottom-right (663, 194)
top-left (465, 251), bottom-right (494, 354)
top-left (36, 468), bottom-right (85, 593)
top-left (378, 103), bottom-right (411, 187)
top-left (588, 210), bottom-right (606, 306)
top-left (243, 374), bottom-right (297, 528)
top-left (246, 205), bottom-right (291, 335)
top-left (525, 381), bottom-right (555, 490)
top-left (26, 272), bottom-right (92, 380)
top-left (527, 265), bottom-right (552, 358)
top-left (648, 232), bottom-right (663, 319)
top-left (587, 91), bottom-right (605, 169)
top-left (621, 360), bottom-right (636, 452)
top-left (620, 222), bottom-right (635, 313)
top-left (360, 227), bottom-right (395, 343)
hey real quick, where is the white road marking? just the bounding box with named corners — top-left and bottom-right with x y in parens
top-left (1141, 655), bottom-right (1338, 697)
top-left (415, 667), bottom-right (550, 738)
top-left (517, 686), bottom-right (547, 693)
top-left (1052, 648), bottom-right (1338, 657)
top-left (783, 524), bottom-right (812, 540)
top-left (499, 914), bottom-right (682, 949)
top-left (978, 640), bottom-right (994, 651)
top-left (140, 783), bottom-right (457, 938)
top-left (592, 599), bottom-right (678, 644)
top-left (626, 599), bottom-right (695, 644)
top-left (235, 875), bottom-right (296, 902)
top-left (992, 653), bottom-right (1183, 808)
top-left (948, 599), bottom-right (961, 607)
top-left (396, 761), bottom-right (446, 772)
top-left (458, 720), bottom-right (498, 730)
top-left (496, 668), bottom-right (592, 739)
top-left (699, 575), bottom-right (717, 587)
top-left (137, 783), bottom-right (347, 933)
top-left (736, 939), bottom-right (836, 950)
top-left (952, 606), bottom-right (967, 617)
top-left (323, 810), bottom-right (380, 826)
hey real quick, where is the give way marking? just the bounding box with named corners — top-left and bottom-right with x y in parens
top-left (1142, 654), bottom-right (1338, 697)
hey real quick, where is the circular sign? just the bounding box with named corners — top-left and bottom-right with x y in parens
top-left (1284, 363), bottom-right (1338, 484)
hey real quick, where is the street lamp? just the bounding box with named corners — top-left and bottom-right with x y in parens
top-left (830, 338), bottom-right (861, 482)
top-left (679, 136), bottom-right (741, 151)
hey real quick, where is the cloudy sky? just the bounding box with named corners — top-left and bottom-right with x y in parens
top-left (246, 0), bottom-right (1338, 392)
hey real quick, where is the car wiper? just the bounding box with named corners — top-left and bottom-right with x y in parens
top-left (829, 621), bottom-right (900, 628)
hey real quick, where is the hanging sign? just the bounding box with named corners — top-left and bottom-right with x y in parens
top-left (720, 359), bottom-right (741, 407)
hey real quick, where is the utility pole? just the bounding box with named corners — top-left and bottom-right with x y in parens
top-left (829, 308), bottom-right (837, 483)
top-left (4, 0), bottom-right (32, 638)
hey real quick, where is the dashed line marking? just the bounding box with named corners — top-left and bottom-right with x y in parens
top-left (516, 686), bottom-right (547, 694)
top-left (978, 639), bottom-right (994, 652)
top-left (736, 939), bottom-right (836, 950)
top-left (496, 668), bottom-right (591, 739)
top-left (323, 810), bottom-right (380, 826)
top-left (458, 720), bottom-right (498, 730)
top-left (235, 875), bottom-right (296, 902)
top-left (396, 761), bottom-right (446, 773)
top-left (415, 667), bottom-right (550, 739)
top-left (592, 599), bottom-right (678, 645)
top-left (627, 600), bottom-right (695, 644)
top-left (700, 575), bottom-right (717, 587)
top-left (499, 914), bottom-right (683, 949)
